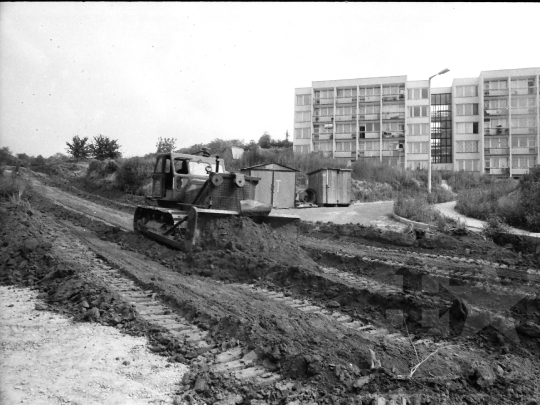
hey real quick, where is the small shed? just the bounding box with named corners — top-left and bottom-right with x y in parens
top-left (240, 163), bottom-right (299, 208)
top-left (307, 168), bottom-right (352, 207)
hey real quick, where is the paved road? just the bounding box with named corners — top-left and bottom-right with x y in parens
top-left (434, 201), bottom-right (540, 238)
top-left (275, 201), bottom-right (403, 228)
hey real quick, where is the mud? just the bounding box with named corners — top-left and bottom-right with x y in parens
top-left (4, 174), bottom-right (540, 404)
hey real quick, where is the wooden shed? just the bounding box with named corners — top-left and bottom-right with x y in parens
top-left (240, 163), bottom-right (299, 209)
top-left (307, 168), bottom-right (352, 207)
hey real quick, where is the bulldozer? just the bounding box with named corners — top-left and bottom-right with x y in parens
top-left (133, 149), bottom-right (300, 251)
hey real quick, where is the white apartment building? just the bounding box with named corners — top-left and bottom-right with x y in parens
top-left (293, 68), bottom-right (540, 176)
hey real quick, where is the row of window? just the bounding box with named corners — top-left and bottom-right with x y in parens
top-left (485, 156), bottom-right (537, 169)
top-left (485, 79), bottom-right (536, 90)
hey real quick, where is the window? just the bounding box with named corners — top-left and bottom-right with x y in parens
top-left (407, 142), bottom-right (429, 154)
top-left (314, 125), bottom-right (332, 135)
top-left (456, 159), bottom-right (480, 171)
top-left (294, 145), bottom-right (310, 154)
top-left (294, 128), bottom-right (311, 139)
top-left (485, 118), bottom-right (508, 128)
top-left (485, 99), bottom-right (507, 109)
top-left (313, 107), bottom-right (333, 117)
top-left (336, 123), bottom-right (354, 133)
top-left (313, 141), bottom-right (332, 152)
top-left (487, 157), bottom-right (508, 168)
top-left (455, 103), bottom-right (479, 116)
top-left (407, 124), bottom-right (429, 136)
top-left (296, 94), bottom-right (311, 106)
top-left (455, 141), bottom-right (479, 153)
top-left (485, 137), bottom-right (508, 149)
top-left (512, 116), bottom-right (536, 129)
top-left (512, 136), bottom-right (536, 148)
top-left (359, 104), bottom-right (380, 114)
top-left (456, 122), bottom-right (479, 134)
top-left (455, 85), bottom-right (478, 98)
top-left (511, 97), bottom-right (536, 108)
top-left (295, 111), bottom-right (311, 122)
top-left (383, 122), bottom-right (404, 133)
top-left (336, 141), bottom-right (355, 151)
top-left (407, 88), bottom-right (428, 100)
top-left (358, 140), bottom-right (380, 150)
top-left (383, 85), bottom-right (404, 95)
top-left (360, 122), bottom-right (380, 133)
top-left (408, 106), bottom-right (429, 117)
top-left (337, 88), bottom-right (356, 97)
top-left (315, 89), bottom-right (334, 99)
top-left (155, 157), bottom-right (163, 173)
top-left (407, 161), bottom-right (428, 170)
top-left (512, 155), bottom-right (536, 168)
top-left (486, 80), bottom-right (507, 90)
top-left (336, 106), bottom-right (354, 116)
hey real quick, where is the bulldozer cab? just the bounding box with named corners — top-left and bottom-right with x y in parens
top-left (151, 152), bottom-right (226, 202)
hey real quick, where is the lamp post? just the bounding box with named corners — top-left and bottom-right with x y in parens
top-left (427, 68), bottom-right (450, 193)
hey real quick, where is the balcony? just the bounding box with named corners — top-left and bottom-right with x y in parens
top-left (484, 89), bottom-right (509, 97)
top-left (512, 168), bottom-right (530, 175)
top-left (316, 134), bottom-right (333, 140)
top-left (361, 150), bottom-right (380, 157)
top-left (484, 148), bottom-right (509, 155)
top-left (314, 98), bottom-right (334, 105)
top-left (484, 127), bottom-right (509, 135)
top-left (512, 147), bottom-right (538, 155)
top-left (335, 151), bottom-right (355, 158)
top-left (510, 107), bottom-right (537, 115)
top-left (513, 127), bottom-right (537, 135)
top-left (485, 168), bottom-right (509, 175)
top-left (314, 116), bottom-right (332, 123)
top-left (484, 108), bottom-right (509, 116)
top-left (335, 133), bottom-right (355, 140)
top-left (382, 131), bottom-right (404, 138)
top-left (336, 97), bottom-right (355, 104)
top-left (382, 112), bottom-right (405, 120)
top-left (382, 94), bottom-right (405, 102)
top-left (335, 115), bottom-right (353, 122)
top-left (359, 95), bottom-right (380, 103)
top-left (358, 113), bottom-right (380, 120)
top-left (511, 87), bottom-right (537, 95)
top-left (364, 132), bottom-right (380, 139)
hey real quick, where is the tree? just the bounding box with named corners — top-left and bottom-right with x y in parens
top-left (90, 135), bottom-right (121, 160)
top-left (0, 147), bottom-right (17, 165)
top-left (258, 132), bottom-right (272, 149)
top-left (156, 137), bottom-right (177, 153)
top-left (66, 135), bottom-right (91, 160)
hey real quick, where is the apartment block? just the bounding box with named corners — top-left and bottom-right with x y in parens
top-left (293, 67), bottom-right (540, 177)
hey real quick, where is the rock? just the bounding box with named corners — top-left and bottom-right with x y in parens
top-left (353, 376), bottom-right (371, 390)
top-left (370, 349), bottom-right (381, 369)
top-left (39, 242), bottom-right (53, 250)
top-left (35, 303), bottom-right (47, 311)
top-left (193, 376), bottom-right (208, 392)
top-left (22, 238), bottom-right (40, 253)
top-left (470, 361), bottom-right (495, 387)
top-left (517, 322), bottom-right (540, 338)
top-left (327, 301), bottom-right (340, 309)
top-left (85, 307), bottom-right (100, 321)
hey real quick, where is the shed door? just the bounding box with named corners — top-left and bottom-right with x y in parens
top-left (327, 169), bottom-right (338, 204)
top-left (251, 170), bottom-right (273, 206)
top-left (273, 171), bottom-right (294, 208)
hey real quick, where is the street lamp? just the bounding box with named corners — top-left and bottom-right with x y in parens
top-left (427, 68), bottom-right (450, 193)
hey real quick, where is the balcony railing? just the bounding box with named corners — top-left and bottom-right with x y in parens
top-left (512, 147), bottom-right (538, 155)
top-left (335, 151), bottom-right (356, 158)
top-left (512, 127), bottom-right (537, 135)
top-left (358, 113), bottom-right (380, 120)
top-left (314, 98), bottom-right (334, 105)
top-left (511, 87), bottom-right (537, 95)
top-left (335, 115), bottom-right (354, 122)
top-left (336, 97), bottom-right (355, 104)
top-left (359, 95), bottom-right (381, 102)
top-left (382, 131), bottom-right (404, 138)
top-left (382, 112), bottom-right (405, 120)
top-left (315, 134), bottom-right (333, 140)
top-left (363, 131), bottom-right (381, 139)
top-left (510, 107), bottom-right (537, 115)
top-left (484, 127), bottom-right (509, 135)
top-left (314, 116), bottom-right (333, 123)
top-left (485, 168), bottom-right (510, 175)
top-left (358, 150), bottom-right (381, 157)
top-left (484, 89), bottom-right (509, 97)
top-left (484, 108), bottom-right (509, 116)
top-left (382, 94), bottom-right (405, 102)
top-left (511, 168), bottom-right (530, 175)
top-left (335, 133), bottom-right (356, 140)
top-left (484, 148), bottom-right (509, 155)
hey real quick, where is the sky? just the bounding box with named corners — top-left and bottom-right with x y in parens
top-left (1, 2), bottom-right (539, 158)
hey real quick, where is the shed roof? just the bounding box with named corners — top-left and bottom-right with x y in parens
top-left (307, 168), bottom-right (352, 175)
top-left (240, 162), bottom-right (299, 172)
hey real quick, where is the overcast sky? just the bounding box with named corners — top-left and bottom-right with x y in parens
top-left (1, 2), bottom-right (539, 158)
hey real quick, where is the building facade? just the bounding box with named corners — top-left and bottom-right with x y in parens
top-left (293, 68), bottom-right (540, 176)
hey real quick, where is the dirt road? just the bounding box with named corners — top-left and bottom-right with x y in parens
top-left (2, 176), bottom-right (540, 404)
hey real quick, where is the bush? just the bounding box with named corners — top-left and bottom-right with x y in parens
top-left (0, 172), bottom-right (31, 202)
top-left (394, 194), bottom-right (448, 225)
top-left (482, 215), bottom-right (510, 239)
top-left (115, 157), bottom-right (154, 194)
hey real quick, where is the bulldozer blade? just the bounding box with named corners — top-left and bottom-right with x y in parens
top-left (239, 199), bottom-right (272, 216)
top-left (144, 230), bottom-right (185, 250)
